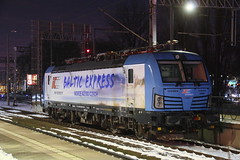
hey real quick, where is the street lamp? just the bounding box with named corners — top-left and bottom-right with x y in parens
top-left (169, 1), bottom-right (198, 49)
top-left (6, 30), bottom-right (17, 106)
top-left (184, 1), bottom-right (198, 13)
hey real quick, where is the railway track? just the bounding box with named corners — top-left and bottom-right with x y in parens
top-left (0, 105), bottom-right (239, 160)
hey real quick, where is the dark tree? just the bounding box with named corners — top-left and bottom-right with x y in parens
top-left (42, 40), bottom-right (81, 71)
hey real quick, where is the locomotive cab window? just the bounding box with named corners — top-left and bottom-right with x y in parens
top-left (183, 61), bottom-right (207, 82)
top-left (158, 61), bottom-right (208, 82)
top-left (128, 69), bottom-right (134, 83)
top-left (158, 61), bottom-right (185, 82)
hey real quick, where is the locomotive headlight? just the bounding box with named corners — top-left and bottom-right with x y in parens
top-left (154, 94), bottom-right (164, 109)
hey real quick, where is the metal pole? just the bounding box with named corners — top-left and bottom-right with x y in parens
top-left (50, 21), bottom-right (53, 66)
top-left (6, 30), bottom-right (17, 106)
top-left (6, 33), bottom-right (10, 106)
top-left (149, 0), bottom-right (157, 47)
top-left (93, 27), bottom-right (96, 55)
top-left (231, 9), bottom-right (237, 46)
top-left (170, 3), bottom-right (174, 50)
top-left (13, 47), bottom-right (17, 106)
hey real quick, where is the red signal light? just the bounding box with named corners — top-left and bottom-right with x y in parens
top-left (85, 49), bottom-right (91, 53)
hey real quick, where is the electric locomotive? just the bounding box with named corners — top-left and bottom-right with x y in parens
top-left (43, 50), bottom-right (216, 138)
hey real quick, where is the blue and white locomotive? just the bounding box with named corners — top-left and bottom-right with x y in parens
top-left (43, 50), bottom-right (215, 138)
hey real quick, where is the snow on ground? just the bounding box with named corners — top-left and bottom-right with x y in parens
top-left (60, 128), bottom-right (240, 160)
top-left (220, 116), bottom-right (240, 125)
top-left (0, 101), bottom-right (48, 120)
top-left (0, 101), bottom-right (47, 160)
top-left (1, 100), bottom-right (240, 159)
top-left (180, 145), bottom-right (240, 160)
top-left (42, 127), bottom-right (212, 160)
top-left (0, 147), bottom-right (17, 160)
top-left (0, 101), bottom-right (42, 113)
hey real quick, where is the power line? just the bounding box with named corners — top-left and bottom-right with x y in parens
top-left (99, 8), bottom-right (148, 43)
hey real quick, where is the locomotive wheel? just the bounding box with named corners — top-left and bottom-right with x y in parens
top-left (70, 111), bottom-right (76, 125)
top-left (51, 108), bottom-right (57, 120)
top-left (110, 123), bottom-right (122, 135)
top-left (135, 123), bottom-right (144, 139)
top-left (110, 126), bottom-right (119, 134)
top-left (57, 114), bottom-right (63, 122)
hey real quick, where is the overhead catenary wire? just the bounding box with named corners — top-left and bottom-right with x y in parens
top-left (98, 8), bottom-right (148, 43)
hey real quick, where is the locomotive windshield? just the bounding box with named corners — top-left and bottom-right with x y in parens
top-left (158, 61), bottom-right (208, 82)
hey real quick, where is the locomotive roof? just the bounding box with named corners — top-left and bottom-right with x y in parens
top-left (52, 58), bottom-right (126, 73)
top-left (159, 50), bottom-right (199, 55)
top-left (50, 50), bottom-right (202, 73)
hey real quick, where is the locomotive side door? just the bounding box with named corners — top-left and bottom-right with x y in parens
top-left (45, 74), bottom-right (51, 100)
top-left (125, 66), bottom-right (135, 108)
top-left (124, 64), bottom-right (145, 109)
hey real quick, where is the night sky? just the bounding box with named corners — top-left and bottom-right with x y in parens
top-left (0, 0), bottom-right (121, 57)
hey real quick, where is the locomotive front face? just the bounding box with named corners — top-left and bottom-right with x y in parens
top-left (157, 60), bottom-right (210, 111)
top-left (142, 51), bottom-right (215, 133)
top-left (150, 51), bottom-right (212, 112)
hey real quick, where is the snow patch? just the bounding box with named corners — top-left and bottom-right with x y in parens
top-left (0, 147), bottom-right (18, 160)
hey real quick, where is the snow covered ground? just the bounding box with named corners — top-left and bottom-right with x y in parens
top-left (0, 101), bottom-right (42, 113)
top-left (1, 100), bottom-right (240, 160)
top-left (0, 101), bottom-right (43, 160)
top-left (0, 147), bottom-right (17, 160)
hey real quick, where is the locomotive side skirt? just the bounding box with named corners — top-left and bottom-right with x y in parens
top-left (45, 100), bottom-right (211, 134)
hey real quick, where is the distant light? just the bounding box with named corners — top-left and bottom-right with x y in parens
top-left (184, 1), bottom-right (197, 13)
top-left (85, 49), bottom-right (91, 53)
top-left (11, 30), bottom-right (17, 33)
